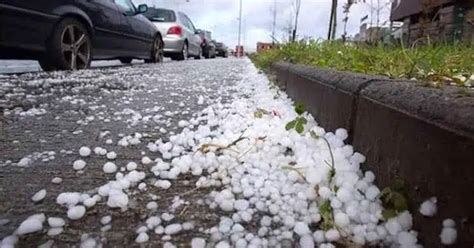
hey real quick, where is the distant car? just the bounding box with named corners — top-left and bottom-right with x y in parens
top-left (144, 8), bottom-right (202, 60)
top-left (0, 0), bottom-right (164, 71)
top-left (215, 42), bottom-right (228, 57)
top-left (197, 30), bottom-right (216, 59)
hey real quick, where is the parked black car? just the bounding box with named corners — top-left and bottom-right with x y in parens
top-left (0, 0), bottom-right (164, 71)
top-left (197, 30), bottom-right (216, 59)
top-left (215, 42), bottom-right (228, 57)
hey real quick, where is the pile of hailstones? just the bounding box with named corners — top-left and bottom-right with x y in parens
top-left (2, 61), bottom-right (457, 248)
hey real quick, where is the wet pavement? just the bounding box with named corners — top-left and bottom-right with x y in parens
top-left (0, 58), bottom-right (244, 247)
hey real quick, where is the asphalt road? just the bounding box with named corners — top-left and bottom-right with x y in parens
top-left (0, 58), bottom-right (245, 247)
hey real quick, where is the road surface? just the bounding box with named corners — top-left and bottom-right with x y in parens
top-left (0, 58), bottom-right (424, 248)
top-left (0, 58), bottom-right (242, 246)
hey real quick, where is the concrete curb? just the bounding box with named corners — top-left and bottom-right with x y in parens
top-left (271, 62), bottom-right (474, 247)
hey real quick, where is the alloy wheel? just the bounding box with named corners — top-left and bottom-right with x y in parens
top-left (183, 43), bottom-right (188, 59)
top-left (153, 38), bottom-right (163, 62)
top-left (61, 25), bottom-right (90, 70)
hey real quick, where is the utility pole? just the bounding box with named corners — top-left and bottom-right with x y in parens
top-left (237, 0), bottom-right (242, 58)
top-left (243, 19), bottom-right (247, 50)
top-left (376, 0), bottom-right (380, 27)
top-left (271, 0), bottom-right (277, 44)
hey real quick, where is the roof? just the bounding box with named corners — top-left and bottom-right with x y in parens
top-left (390, 0), bottom-right (455, 21)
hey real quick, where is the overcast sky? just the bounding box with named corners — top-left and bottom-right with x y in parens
top-left (136, 0), bottom-right (392, 52)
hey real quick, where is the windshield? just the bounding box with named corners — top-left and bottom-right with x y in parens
top-left (143, 8), bottom-right (176, 22)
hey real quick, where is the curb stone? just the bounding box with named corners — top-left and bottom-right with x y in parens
top-left (271, 62), bottom-right (474, 247)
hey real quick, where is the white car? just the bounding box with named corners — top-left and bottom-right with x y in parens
top-left (144, 8), bottom-right (202, 60)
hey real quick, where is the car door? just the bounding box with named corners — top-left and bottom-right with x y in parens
top-left (178, 13), bottom-right (200, 56)
top-left (114, 0), bottom-right (153, 57)
top-left (124, 14), bottom-right (155, 57)
top-left (185, 14), bottom-right (202, 56)
top-left (80, 0), bottom-right (123, 58)
top-left (1, 0), bottom-right (66, 52)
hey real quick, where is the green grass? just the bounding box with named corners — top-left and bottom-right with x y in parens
top-left (250, 41), bottom-right (474, 87)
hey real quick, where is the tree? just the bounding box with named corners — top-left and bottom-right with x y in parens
top-left (342, 0), bottom-right (366, 42)
top-left (271, 0), bottom-right (277, 44)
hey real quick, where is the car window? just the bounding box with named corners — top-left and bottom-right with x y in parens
top-left (143, 8), bottom-right (176, 22)
top-left (184, 15), bottom-right (196, 32)
top-left (179, 13), bottom-right (190, 30)
top-left (115, 0), bottom-right (135, 14)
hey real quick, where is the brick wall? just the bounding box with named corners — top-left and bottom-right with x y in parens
top-left (401, 2), bottom-right (473, 44)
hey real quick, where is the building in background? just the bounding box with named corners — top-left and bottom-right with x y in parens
top-left (256, 42), bottom-right (277, 53)
top-left (354, 22), bottom-right (393, 44)
top-left (390, 0), bottom-right (474, 44)
top-left (235, 45), bottom-right (244, 57)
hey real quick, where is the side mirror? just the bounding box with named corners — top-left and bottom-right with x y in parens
top-left (194, 30), bottom-right (200, 35)
top-left (136, 4), bottom-right (148, 14)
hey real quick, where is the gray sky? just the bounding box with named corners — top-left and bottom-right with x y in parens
top-left (136, 0), bottom-right (392, 51)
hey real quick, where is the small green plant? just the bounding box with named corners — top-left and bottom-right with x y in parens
top-left (285, 103), bottom-right (307, 134)
top-left (254, 108), bottom-right (270, 118)
top-left (379, 178), bottom-right (409, 220)
top-left (319, 200), bottom-right (334, 231)
top-left (310, 130), bottom-right (336, 184)
top-left (283, 102), bottom-right (340, 231)
top-left (294, 102), bottom-right (305, 115)
top-left (285, 117), bottom-right (307, 133)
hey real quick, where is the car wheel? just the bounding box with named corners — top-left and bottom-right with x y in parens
top-left (194, 48), bottom-right (202, 60)
top-left (177, 42), bottom-right (188, 61)
top-left (120, 58), bottom-right (133, 64)
top-left (145, 35), bottom-right (163, 63)
top-left (45, 18), bottom-right (91, 71)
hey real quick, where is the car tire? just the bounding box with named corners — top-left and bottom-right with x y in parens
top-left (45, 18), bottom-right (91, 71)
top-left (176, 42), bottom-right (188, 61)
top-left (145, 35), bottom-right (163, 63)
top-left (194, 48), bottom-right (202, 60)
top-left (120, 58), bottom-right (133, 64)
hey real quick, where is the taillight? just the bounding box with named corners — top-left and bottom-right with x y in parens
top-left (167, 26), bottom-right (182, 36)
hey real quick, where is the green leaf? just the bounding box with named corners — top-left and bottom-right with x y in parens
top-left (319, 200), bottom-right (334, 230)
top-left (382, 209), bottom-right (398, 220)
top-left (300, 117), bottom-right (307, 124)
top-left (391, 192), bottom-right (408, 212)
top-left (310, 130), bottom-right (319, 139)
top-left (295, 122), bottom-right (304, 133)
top-left (294, 103), bottom-right (305, 115)
top-left (293, 117), bottom-right (307, 134)
top-left (380, 188), bottom-right (393, 205)
top-left (285, 120), bottom-right (296, 130)
top-left (328, 167), bottom-right (336, 182)
top-left (319, 200), bottom-right (332, 214)
top-left (254, 108), bottom-right (270, 118)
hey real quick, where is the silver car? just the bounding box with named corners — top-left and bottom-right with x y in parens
top-left (144, 8), bottom-right (202, 60)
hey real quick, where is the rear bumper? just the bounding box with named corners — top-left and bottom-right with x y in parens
top-left (0, 4), bottom-right (58, 59)
top-left (215, 50), bottom-right (227, 56)
top-left (163, 36), bottom-right (185, 54)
